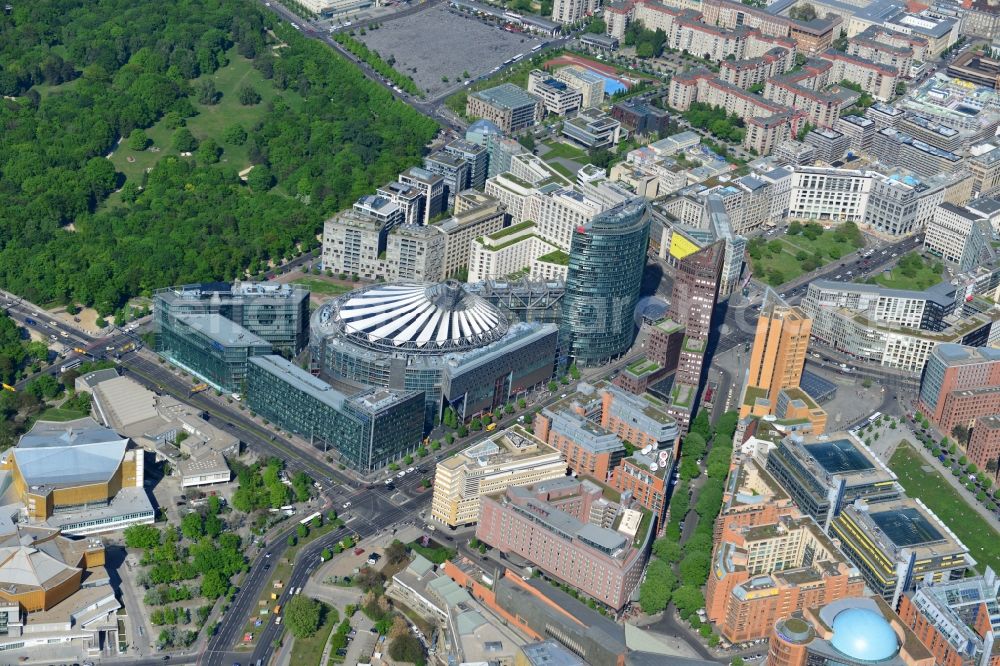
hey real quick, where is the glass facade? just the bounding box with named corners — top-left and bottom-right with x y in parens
top-left (154, 282), bottom-right (309, 356)
top-left (156, 313), bottom-right (272, 393)
top-left (560, 199), bottom-right (650, 367)
top-left (245, 355), bottom-right (423, 471)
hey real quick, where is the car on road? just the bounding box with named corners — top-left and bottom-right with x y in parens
top-left (48, 320), bottom-right (58, 327)
top-left (406, 467), bottom-right (415, 474)
top-left (342, 501), bottom-right (352, 509)
top-left (397, 471), bottom-right (406, 478)
top-left (25, 318), bottom-right (36, 325)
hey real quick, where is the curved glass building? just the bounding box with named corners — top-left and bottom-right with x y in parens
top-left (560, 199), bottom-right (650, 367)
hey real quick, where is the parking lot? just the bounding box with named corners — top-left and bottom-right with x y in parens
top-left (356, 4), bottom-right (543, 97)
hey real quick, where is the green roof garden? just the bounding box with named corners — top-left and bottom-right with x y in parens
top-left (639, 393), bottom-right (672, 421)
top-left (497, 172), bottom-right (535, 189)
top-left (743, 385), bottom-right (769, 406)
top-left (682, 336), bottom-right (706, 354)
top-left (671, 383), bottom-right (695, 408)
top-left (783, 386), bottom-right (819, 409)
top-left (490, 220), bottom-right (535, 239)
top-left (536, 249), bottom-right (570, 266)
top-left (654, 318), bottom-right (683, 333)
top-left (625, 358), bottom-right (661, 376)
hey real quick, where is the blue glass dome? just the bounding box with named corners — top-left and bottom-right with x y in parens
top-left (830, 608), bottom-right (899, 662)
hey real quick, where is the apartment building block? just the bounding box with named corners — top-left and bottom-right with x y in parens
top-left (376, 181), bottom-right (426, 227)
top-left (925, 199), bottom-right (1000, 269)
top-left (969, 416), bottom-right (1000, 483)
top-left (529, 187), bottom-right (605, 250)
top-left (969, 147), bottom-right (1000, 197)
top-left (847, 28), bottom-right (915, 76)
top-left (476, 477), bottom-right (650, 610)
top-left (707, 514), bottom-right (865, 644)
top-left (527, 70), bottom-right (583, 116)
top-left (701, 0), bottom-right (840, 53)
top-left (553, 66), bottom-right (605, 109)
top-left (467, 84), bottom-right (543, 133)
top-left (398, 166), bottom-right (447, 224)
top-left (467, 221), bottom-right (563, 283)
top-left (821, 49), bottom-right (900, 102)
top-left (435, 194), bottom-right (507, 278)
top-left (835, 114), bottom-right (877, 154)
top-left (532, 408), bottom-right (625, 481)
top-left (897, 568), bottom-right (1000, 666)
top-left (444, 139), bottom-right (489, 191)
top-left (424, 151), bottom-right (471, 208)
top-left (918, 343), bottom-right (1000, 434)
top-left (551, 0), bottom-right (599, 23)
top-left (430, 426), bottom-right (566, 527)
top-left (804, 127), bottom-right (850, 163)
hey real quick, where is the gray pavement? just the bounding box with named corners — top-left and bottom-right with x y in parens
top-left (355, 4), bottom-right (543, 97)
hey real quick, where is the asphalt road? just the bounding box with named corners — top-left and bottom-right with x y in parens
top-left (205, 480), bottom-right (434, 666)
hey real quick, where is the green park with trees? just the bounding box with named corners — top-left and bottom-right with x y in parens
top-left (872, 251), bottom-right (944, 291)
top-left (639, 410), bottom-right (738, 648)
top-left (749, 221), bottom-right (865, 286)
top-left (0, 0), bottom-right (436, 318)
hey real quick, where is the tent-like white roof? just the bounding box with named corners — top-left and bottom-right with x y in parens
top-left (330, 281), bottom-right (508, 353)
top-left (14, 418), bottom-right (128, 489)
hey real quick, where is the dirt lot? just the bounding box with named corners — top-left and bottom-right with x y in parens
top-left (357, 5), bottom-right (544, 97)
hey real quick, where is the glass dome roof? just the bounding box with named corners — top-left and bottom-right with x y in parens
top-left (830, 607), bottom-right (899, 662)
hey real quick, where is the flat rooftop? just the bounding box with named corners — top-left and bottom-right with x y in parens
top-left (175, 313), bottom-right (270, 349)
top-left (805, 438), bottom-right (875, 474)
top-left (870, 506), bottom-right (944, 547)
top-left (441, 425), bottom-right (554, 470)
top-left (471, 83), bottom-right (540, 110)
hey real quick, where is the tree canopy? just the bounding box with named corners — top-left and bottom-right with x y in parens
top-left (0, 0), bottom-right (437, 313)
top-left (284, 596), bottom-right (322, 638)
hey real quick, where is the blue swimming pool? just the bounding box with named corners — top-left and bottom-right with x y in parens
top-left (597, 74), bottom-right (627, 95)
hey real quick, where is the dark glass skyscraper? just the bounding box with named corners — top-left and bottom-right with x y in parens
top-left (560, 199), bottom-right (650, 367)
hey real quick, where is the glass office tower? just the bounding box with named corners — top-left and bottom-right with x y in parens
top-left (154, 282), bottom-right (310, 356)
top-left (560, 199), bottom-right (650, 367)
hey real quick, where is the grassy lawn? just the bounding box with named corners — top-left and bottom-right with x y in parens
top-left (34, 78), bottom-right (81, 99)
top-left (38, 407), bottom-right (89, 422)
top-left (292, 277), bottom-right (354, 297)
top-left (290, 603), bottom-right (338, 666)
top-left (107, 48), bottom-right (303, 205)
top-left (779, 233), bottom-right (857, 263)
top-left (547, 161), bottom-right (576, 179)
top-left (888, 441), bottom-right (1000, 575)
top-left (541, 140), bottom-right (588, 161)
top-left (872, 252), bottom-right (943, 291)
top-left (751, 225), bottom-right (863, 286)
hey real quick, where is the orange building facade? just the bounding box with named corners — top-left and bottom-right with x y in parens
top-left (896, 569), bottom-right (1000, 666)
top-left (740, 296), bottom-right (826, 434)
